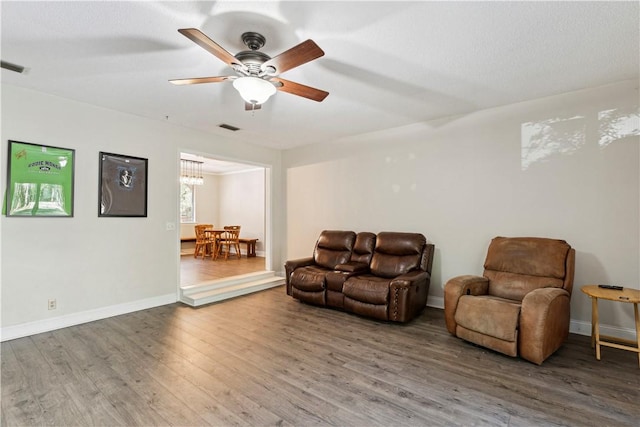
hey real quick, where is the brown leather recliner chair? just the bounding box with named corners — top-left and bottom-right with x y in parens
top-left (285, 230), bottom-right (356, 305)
top-left (444, 236), bottom-right (575, 365)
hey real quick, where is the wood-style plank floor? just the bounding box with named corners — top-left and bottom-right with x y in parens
top-left (180, 254), bottom-right (266, 285)
top-left (2, 287), bottom-right (639, 426)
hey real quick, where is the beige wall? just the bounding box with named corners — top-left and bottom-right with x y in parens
top-left (1, 84), bottom-right (284, 339)
top-left (179, 173), bottom-right (220, 239)
top-left (179, 169), bottom-right (265, 254)
top-left (283, 80), bottom-right (640, 337)
top-left (218, 169), bottom-right (266, 254)
top-left (2, 79), bottom-right (637, 340)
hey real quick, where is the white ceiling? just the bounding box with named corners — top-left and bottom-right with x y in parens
top-left (2, 1), bottom-right (639, 152)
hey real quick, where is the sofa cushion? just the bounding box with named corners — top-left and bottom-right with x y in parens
top-left (292, 288), bottom-right (325, 306)
top-left (343, 275), bottom-right (391, 305)
top-left (343, 298), bottom-right (388, 321)
top-left (483, 237), bottom-right (570, 301)
top-left (350, 232), bottom-right (376, 264)
top-left (370, 232), bottom-right (426, 278)
top-left (484, 237), bottom-right (570, 279)
top-left (485, 270), bottom-right (563, 301)
top-left (314, 230), bottom-right (356, 269)
top-left (454, 295), bottom-right (521, 342)
top-left (290, 266), bottom-right (330, 292)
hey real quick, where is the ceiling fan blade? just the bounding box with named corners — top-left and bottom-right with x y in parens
top-left (271, 78), bottom-right (329, 102)
top-left (261, 40), bottom-right (324, 75)
top-left (245, 102), bottom-right (262, 111)
top-left (178, 28), bottom-right (246, 71)
top-left (169, 76), bottom-right (234, 85)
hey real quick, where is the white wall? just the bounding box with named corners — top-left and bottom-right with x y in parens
top-left (283, 80), bottom-right (639, 335)
top-left (0, 84), bottom-right (284, 339)
top-left (197, 173), bottom-right (220, 228)
top-left (218, 169), bottom-right (265, 254)
top-left (178, 170), bottom-right (265, 255)
top-left (179, 172), bottom-right (220, 239)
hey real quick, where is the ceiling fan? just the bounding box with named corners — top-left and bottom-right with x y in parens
top-left (170, 29), bottom-right (329, 110)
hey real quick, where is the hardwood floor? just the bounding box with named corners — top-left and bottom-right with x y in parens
top-left (180, 254), bottom-right (266, 285)
top-left (2, 287), bottom-right (639, 426)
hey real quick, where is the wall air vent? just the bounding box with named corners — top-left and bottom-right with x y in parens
top-left (219, 124), bottom-right (240, 132)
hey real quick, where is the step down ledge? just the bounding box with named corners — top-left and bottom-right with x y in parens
top-left (181, 271), bottom-right (277, 294)
top-left (181, 277), bottom-right (284, 307)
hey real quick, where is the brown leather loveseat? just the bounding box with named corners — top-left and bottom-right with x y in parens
top-left (285, 230), bottom-right (435, 322)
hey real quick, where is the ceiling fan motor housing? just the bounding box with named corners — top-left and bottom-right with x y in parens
top-left (236, 32), bottom-right (274, 76)
top-left (235, 50), bottom-right (271, 75)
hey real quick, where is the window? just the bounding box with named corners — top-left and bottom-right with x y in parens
top-left (180, 183), bottom-right (195, 222)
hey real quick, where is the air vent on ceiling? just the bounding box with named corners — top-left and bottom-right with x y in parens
top-left (219, 124), bottom-right (240, 132)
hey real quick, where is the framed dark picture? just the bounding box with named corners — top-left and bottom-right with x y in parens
top-left (5, 140), bottom-right (75, 217)
top-left (99, 152), bottom-right (148, 217)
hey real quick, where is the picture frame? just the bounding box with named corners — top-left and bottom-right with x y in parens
top-left (5, 140), bottom-right (75, 217)
top-left (98, 152), bottom-right (148, 217)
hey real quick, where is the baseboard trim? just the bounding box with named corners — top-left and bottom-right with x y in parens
top-left (0, 293), bottom-right (177, 342)
top-left (3, 292), bottom-right (636, 343)
top-left (427, 296), bottom-right (444, 310)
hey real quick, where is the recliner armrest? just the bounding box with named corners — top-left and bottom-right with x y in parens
top-left (335, 261), bottom-right (369, 273)
top-left (519, 287), bottom-right (571, 365)
top-left (446, 275), bottom-right (489, 295)
top-left (390, 270), bottom-right (429, 287)
top-left (444, 275), bottom-right (489, 334)
top-left (285, 257), bottom-right (315, 271)
top-left (388, 270), bottom-right (430, 322)
top-left (284, 257), bottom-right (315, 294)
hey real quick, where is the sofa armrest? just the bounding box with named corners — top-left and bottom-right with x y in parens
top-left (335, 261), bottom-right (369, 273)
top-left (389, 270), bottom-right (430, 322)
top-left (519, 287), bottom-right (571, 365)
top-left (390, 270), bottom-right (429, 286)
top-left (284, 257), bottom-right (315, 295)
top-left (443, 275), bottom-right (489, 334)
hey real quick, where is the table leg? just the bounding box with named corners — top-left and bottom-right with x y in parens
top-left (590, 297), bottom-right (595, 348)
top-left (634, 302), bottom-right (640, 368)
top-left (593, 297), bottom-right (601, 361)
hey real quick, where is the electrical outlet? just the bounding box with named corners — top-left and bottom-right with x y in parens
top-left (48, 299), bottom-right (57, 310)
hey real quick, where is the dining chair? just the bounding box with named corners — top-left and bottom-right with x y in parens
top-left (194, 224), bottom-right (214, 259)
top-left (215, 225), bottom-right (242, 260)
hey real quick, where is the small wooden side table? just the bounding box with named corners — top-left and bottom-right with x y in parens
top-left (238, 238), bottom-right (258, 257)
top-left (581, 285), bottom-right (640, 367)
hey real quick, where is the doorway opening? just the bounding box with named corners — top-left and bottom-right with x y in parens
top-left (178, 152), bottom-right (269, 286)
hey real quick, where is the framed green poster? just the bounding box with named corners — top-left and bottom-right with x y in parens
top-left (5, 140), bottom-right (75, 217)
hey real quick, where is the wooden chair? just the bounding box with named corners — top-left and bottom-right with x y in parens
top-left (215, 225), bottom-right (241, 260)
top-left (194, 224), bottom-right (214, 259)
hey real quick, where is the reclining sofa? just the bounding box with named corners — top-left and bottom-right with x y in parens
top-left (285, 230), bottom-right (435, 323)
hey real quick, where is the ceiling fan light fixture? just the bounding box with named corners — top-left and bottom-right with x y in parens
top-left (232, 76), bottom-right (276, 105)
